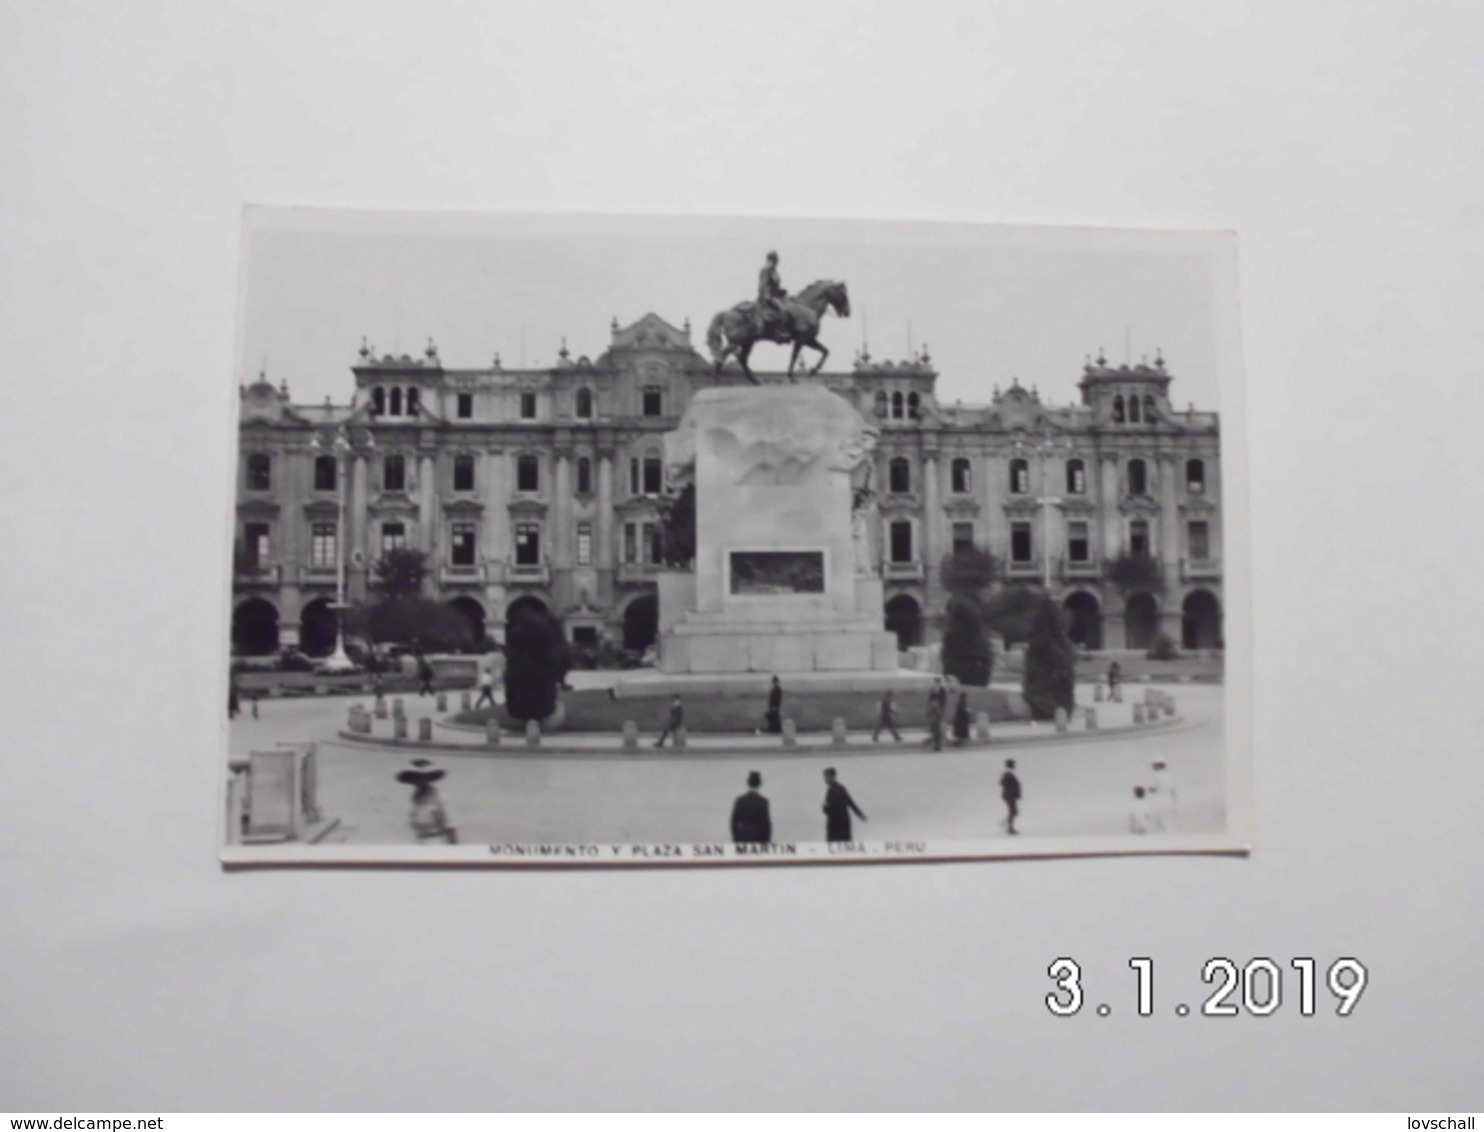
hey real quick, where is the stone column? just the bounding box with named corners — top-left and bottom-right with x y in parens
top-left (417, 451), bottom-right (437, 562)
top-left (348, 453), bottom-right (370, 600)
top-left (1099, 454), bottom-right (1122, 560)
top-left (922, 446), bottom-right (942, 610)
top-left (552, 449), bottom-right (572, 609)
top-left (596, 447), bottom-right (616, 614)
top-left (1158, 454), bottom-right (1182, 642)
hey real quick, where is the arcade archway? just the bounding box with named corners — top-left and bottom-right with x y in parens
top-left (884, 594), bottom-right (923, 650)
top-left (1123, 592), bottom-right (1159, 651)
top-left (447, 596), bottom-right (487, 649)
top-left (299, 598), bottom-right (338, 656)
top-left (1182, 589), bottom-right (1222, 651)
top-left (1063, 592), bottom-right (1102, 650)
top-left (622, 594), bottom-right (659, 653)
top-left (232, 598), bottom-right (280, 655)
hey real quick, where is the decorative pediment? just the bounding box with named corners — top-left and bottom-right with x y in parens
top-left (443, 498), bottom-right (485, 514)
top-left (1119, 494), bottom-right (1161, 516)
top-left (879, 492), bottom-right (922, 514)
top-left (1179, 496), bottom-right (1218, 515)
top-left (1061, 497), bottom-right (1097, 517)
top-left (943, 497), bottom-right (981, 516)
top-left (610, 312), bottom-right (691, 352)
top-left (1002, 497), bottom-right (1041, 517)
top-left (616, 495), bottom-right (660, 517)
top-left (369, 496), bottom-right (419, 517)
top-left (507, 497), bottom-right (548, 516)
top-left (238, 498), bottom-right (280, 517)
top-left (302, 499), bottom-right (339, 518)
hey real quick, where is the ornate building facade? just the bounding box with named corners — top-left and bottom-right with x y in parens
top-left (232, 314), bottom-right (1223, 658)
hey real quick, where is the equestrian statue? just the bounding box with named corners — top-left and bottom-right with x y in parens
top-left (706, 251), bottom-right (851, 384)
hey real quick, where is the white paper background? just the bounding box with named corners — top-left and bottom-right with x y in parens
top-left (2, 0), bottom-right (1480, 1112)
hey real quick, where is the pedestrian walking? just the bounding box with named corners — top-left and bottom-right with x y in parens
top-left (925, 689), bottom-right (945, 751)
top-left (371, 669), bottom-right (385, 706)
top-left (1129, 786), bottom-right (1151, 835)
top-left (417, 654), bottom-right (436, 697)
top-left (475, 663), bottom-right (497, 709)
top-left (871, 689), bottom-right (902, 742)
top-left (821, 767), bottom-right (867, 842)
top-left (999, 758), bottom-right (1022, 835)
top-left (730, 771), bottom-right (773, 844)
top-left (654, 695), bottom-right (684, 748)
top-left (228, 675), bottom-right (240, 719)
top-left (764, 675), bottom-right (784, 735)
top-left (397, 758), bottom-right (457, 844)
top-left (1107, 660), bottom-right (1122, 703)
top-left (952, 690), bottom-right (971, 746)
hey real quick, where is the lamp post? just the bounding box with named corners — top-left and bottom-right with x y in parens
top-left (311, 425), bottom-right (374, 669)
top-left (1014, 424), bottom-right (1073, 591)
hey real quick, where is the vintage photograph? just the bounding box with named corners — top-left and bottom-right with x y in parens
top-left (222, 209), bottom-right (1250, 865)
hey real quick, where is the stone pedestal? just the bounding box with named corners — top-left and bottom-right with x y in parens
top-left (658, 385), bottom-right (896, 676)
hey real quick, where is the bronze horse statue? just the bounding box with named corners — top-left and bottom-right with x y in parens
top-left (706, 279), bottom-right (851, 384)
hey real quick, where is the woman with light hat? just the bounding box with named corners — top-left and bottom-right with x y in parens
top-left (396, 758), bottom-right (457, 844)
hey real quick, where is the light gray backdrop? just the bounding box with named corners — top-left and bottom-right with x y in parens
top-left (2, 0), bottom-right (1480, 1112)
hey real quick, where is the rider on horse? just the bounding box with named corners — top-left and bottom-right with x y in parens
top-left (757, 251), bottom-right (787, 337)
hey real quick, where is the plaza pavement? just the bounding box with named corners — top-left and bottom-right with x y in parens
top-left (227, 670), bottom-right (1227, 847)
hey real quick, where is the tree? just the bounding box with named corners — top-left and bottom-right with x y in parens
top-left (982, 584), bottom-right (1043, 648)
top-left (1022, 596), bottom-right (1076, 721)
top-left (657, 483), bottom-right (696, 569)
top-left (503, 608), bottom-right (572, 723)
top-left (1104, 552), bottom-right (1165, 595)
top-left (371, 547), bottom-right (430, 600)
top-left (940, 593), bottom-right (993, 687)
top-left (940, 545), bottom-right (997, 598)
top-left (351, 598), bottom-right (474, 654)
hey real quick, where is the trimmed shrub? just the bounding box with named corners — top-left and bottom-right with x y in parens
top-left (940, 594), bottom-right (993, 687)
top-left (1146, 632), bottom-right (1180, 661)
top-left (504, 609), bottom-right (572, 723)
top-left (1022, 597), bottom-right (1076, 721)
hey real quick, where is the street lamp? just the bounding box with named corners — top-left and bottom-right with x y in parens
top-left (1013, 423), bottom-right (1073, 591)
top-left (310, 424), bottom-right (374, 670)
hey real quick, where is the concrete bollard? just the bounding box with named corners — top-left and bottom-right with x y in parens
top-left (1085, 707), bottom-right (1098, 731)
top-left (1133, 703), bottom-right (1147, 724)
top-left (1164, 694), bottom-right (1177, 717)
top-left (832, 717), bottom-right (848, 747)
top-left (672, 725), bottom-right (688, 749)
top-left (1094, 682), bottom-right (1105, 703)
top-left (1054, 707), bottom-right (1069, 734)
top-left (1111, 686), bottom-right (1122, 703)
top-left (436, 692), bottom-right (448, 712)
top-left (974, 711), bottom-right (992, 741)
top-left (782, 718), bottom-right (797, 747)
top-left (485, 720), bottom-right (502, 748)
top-left (525, 719), bottom-right (541, 748)
top-left (348, 705), bottom-right (360, 730)
top-left (622, 721), bottom-right (638, 751)
top-left (375, 698), bottom-right (388, 719)
top-left (418, 717), bottom-right (433, 742)
top-left (461, 691), bottom-right (472, 712)
top-left (394, 715), bottom-right (408, 741)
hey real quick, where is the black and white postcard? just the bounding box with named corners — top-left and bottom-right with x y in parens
top-left (222, 209), bottom-right (1251, 866)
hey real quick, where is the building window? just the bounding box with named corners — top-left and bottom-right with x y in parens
top-left (1066, 458), bottom-right (1086, 495)
top-left (888, 457), bottom-right (911, 494)
top-left (456, 392), bottom-right (473, 419)
top-left (891, 391), bottom-right (904, 420)
top-left (450, 522), bottom-right (477, 567)
top-left (576, 388), bottom-right (593, 419)
top-left (313, 455), bottom-right (337, 493)
top-left (1127, 459), bottom-right (1148, 496)
top-left (1068, 521), bottom-right (1090, 563)
top-left (576, 457), bottom-right (592, 495)
top-left (1144, 395), bottom-right (1156, 423)
top-left (889, 520), bottom-right (913, 563)
top-left (516, 455), bottom-right (539, 493)
top-left (383, 454), bottom-right (406, 492)
top-left (389, 387), bottom-right (403, 416)
top-left (642, 455), bottom-right (663, 495)
top-left (1188, 520), bottom-right (1210, 562)
top-left (576, 521), bottom-right (593, 565)
top-left (406, 387), bottom-right (420, 415)
top-left (520, 391), bottom-right (537, 420)
top-left (381, 522), bottom-right (406, 554)
top-left (628, 458), bottom-right (640, 496)
top-left (907, 392), bottom-right (921, 420)
top-left (1112, 395), bottom-right (1125, 423)
top-left (453, 454), bottom-right (475, 493)
top-left (874, 391), bottom-right (888, 418)
top-left (642, 386), bottom-right (664, 417)
top-left (623, 521), bottom-right (660, 565)
top-left (1011, 522), bottom-right (1033, 563)
top-left (1010, 458), bottom-right (1029, 495)
top-left (310, 522), bottom-right (337, 568)
top-left (243, 522), bottom-right (270, 568)
top-left (951, 522), bottom-right (975, 555)
top-left (371, 387), bottom-right (386, 416)
top-left (514, 523), bottom-right (541, 566)
top-left (1186, 458), bottom-right (1206, 494)
top-left (623, 522), bottom-right (637, 564)
top-left (951, 458), bottom-right (971, 494)
top-left (1129, 520), bottom-right (1150, 558)
top-left (246, 453), bottom-right (271, 491)
top-left (1128, 395), bottom-right (1142, 424)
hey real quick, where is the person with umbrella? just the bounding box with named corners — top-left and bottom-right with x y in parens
top-left (397, 758), bottom-right (457, 844)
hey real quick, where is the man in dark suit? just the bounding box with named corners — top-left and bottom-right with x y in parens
top-left (822, 767), bottom-right (867, 842)
top-left (765, 675), bottom-right (783, 734)
top-left (730, 771), bottom-right (773, 844)
top-left (654, 696), bottom-right (684, 748)
top-left (999, 758), bottom-right (1023, 835)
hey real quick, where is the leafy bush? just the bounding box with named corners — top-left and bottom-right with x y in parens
top-left (352, 598), bottom-right (474, 655)
top-left (1022, 597), bottom-right (1076, 721)
top-left (1146, 632), bottom-right (1180, 661)
top-left (983, 584), bottom-right (1043, 648)
top-left (504, 609), bottom-right (572, 722)
top-left (1105, 552), bottom-right (1165, 595)
top-left (940, 545), bottom-right (997, 598)
top-left (940, 594), bottom-right (993, 687)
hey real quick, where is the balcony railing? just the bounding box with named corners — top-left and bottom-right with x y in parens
top-left (1181, 557), bottom-right (1222, 581)
top-left (438, 563), bottom-right (487, 586)
top-left (617, 560), bottom-right (664, 584)
top-left (883, 560), bottom-right (924, 580)
top-left (1005, 556), bottom-right (1044, 578)
top-left (1057, 556), bottom-right (1102, 580)
top-left (506, 561), bottom-right (551, 585)
top-left (233, 563), bottom-right (281, 585)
